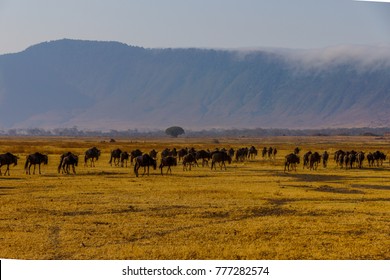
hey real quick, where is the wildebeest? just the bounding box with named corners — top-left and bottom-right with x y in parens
top-left (294, 147), bottom-right (301, 155)
top-left (267, 147), bottom-right (273, 159)
top-left (248, 146), bottom-right (258, 160)
top-left (228, 148), bottom-right (235, 158)
top-left (373, 151), bottom-right (386, 167)
top-left (149, 149), bottom-right (158, 159)
top-left (356, 151), bottom-right (365, 169)
top-left (284, 153), bottom-right (300, 172)
top-left (58, 152), bottom-right (78, 174)
top-left (195, 150), bottom-right (211, 167)
top-left (347, 151), bottom-right (357, 169)
top-left (161, 148), bottom-right (172, 158)
top-left (178, 148), bottom-right (189, 162)
top-left (211, 151), bottom-right (232, 170)
top-left (84, 147), bottom-right (100, 167)
top-left (109, 148), bottom-right (122, 166)
top-left (367, 152), bottom-right (374, 167)
top-left (130, 149), bottom-right (143, 165)
top-left (134, 154), bottom-right (157, 177)
top-left (120, 151), bottom-right (129, 167)
top-left (0, 152), bottom-right (18, 176)
top-left (161, 147), bottom-right (177, 158)
top-left (309, 152), bottom-right (321, 170)
top-left (182, 153), bottom-right (197, 171)
top-left (271, 147), bottom-right (277, 159)
top-left (322, 151), bottom-right (329, 168)
top-left (303, 151), bottom-right (312, 169)
top-left (334, 150), bottom-right (345, 167)
top-left (235, 148), bottom-right (248, 162)
top-left (261, 147), bottom-right (267, 158)
top-left (24, 152), bottom-right (48, 175)
top-left (159, 156), bottom-right (177, 175)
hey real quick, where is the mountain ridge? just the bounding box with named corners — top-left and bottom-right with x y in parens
top-left (0, 39), bottom-right (389, 130)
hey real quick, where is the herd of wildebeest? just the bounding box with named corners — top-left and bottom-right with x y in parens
top-left (0, 145), bottom-right (387, 177)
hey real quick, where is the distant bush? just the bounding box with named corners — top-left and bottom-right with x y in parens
top-left (165, 126), bottom-right (185, 138)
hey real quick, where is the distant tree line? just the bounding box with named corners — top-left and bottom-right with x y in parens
top-left (0, 126), bottom-right (389, 138)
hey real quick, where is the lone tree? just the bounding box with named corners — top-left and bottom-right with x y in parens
top-left (165, 126), bottom-right (185, 138)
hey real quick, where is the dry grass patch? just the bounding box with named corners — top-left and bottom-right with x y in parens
top-left (0, 136), bottom-right (389, 260)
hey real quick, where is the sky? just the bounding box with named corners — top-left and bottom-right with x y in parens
top-left (0, 0), bottom-right (390, 54)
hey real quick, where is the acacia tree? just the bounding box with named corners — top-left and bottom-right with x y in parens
top-left (165, 126), bottom-right (185, 138)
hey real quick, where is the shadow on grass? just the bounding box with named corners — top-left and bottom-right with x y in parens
top-left (279, 172), bottom-right (349, 182)
top-left (351, 184), bottom-right (390, 191)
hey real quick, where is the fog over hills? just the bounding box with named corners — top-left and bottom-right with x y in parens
top-left (0, 39), bottom-right (389, 130)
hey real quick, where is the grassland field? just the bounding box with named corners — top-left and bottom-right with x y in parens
top-left (0, 135), bottom-right (389, 260)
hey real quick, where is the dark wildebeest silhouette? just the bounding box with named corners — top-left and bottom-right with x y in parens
top-left (228, 148), bottom-right (235, 158)
top-left (134, 154), bottom-right (157, 177)
top-left (159, 156), bottom-right (177, 175)
top-left (366, 152), bottom-right (374, 167)
top-left (347, 151), bottom-right (357, 169)
top-left (373, 151), bottom-right (386, 167)
top-left (58, 152), bottom-right (78, 174)
top-left (84, 147), bottom-right (100, 167)
top-left (235, 147), bottom-right (248, 162)
top-left (248, 146), bottom-right (258, 160)
top-left (130, 149), bottom-right (143, 165)
top-left (309, 152), bottom-right (321, 170)
top-left (178, 148), bottom-right (188, 162)
top-left (195, 150), bottom-right (211, 167)
top-left (161, 148), bottom-right (172, 158)
top-left (322, 151), bottom-right (329, 168)
top-left (294, 147), bottom-right (301, 155)
top-left (109, 148), bottom-right (122, 166)
top-left (211, 151), bottom-right (232, 170)
top-left (284, 153), bottom-right (300, 172)
top-left (303, 151), bottom-right (312, 169)
top-left (182, 153), bottom-right (197, 171)
top-left (267, 147), bottom-right (273, 159)
top-left (149, 149), bottom-right (158, 160)
top-left (0, 152), bottom-right (18, 176)
top-left (262, 147), bottom-right (267, 158)
top-left (271, 148), bottom-right (277, 159)
top-left (334, 150), bottom-right (345, 167)
top-left (24, 152), bottom-right (48, 175)
top-left (356, 151), bottom-right (365, 169)
top-left (120, 151), bottom-right (129, 167)
top-left (342, 152), bottom-right (350, 169)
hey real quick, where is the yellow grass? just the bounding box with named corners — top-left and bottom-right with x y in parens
top-left (0, 136), bottom-right (389, 260)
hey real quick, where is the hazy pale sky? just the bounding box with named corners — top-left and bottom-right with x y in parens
top-left (0, 0), bottom-right (390, 54)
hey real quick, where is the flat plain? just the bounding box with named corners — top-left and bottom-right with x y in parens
top-left (0, 136), bottom-right (389, 260)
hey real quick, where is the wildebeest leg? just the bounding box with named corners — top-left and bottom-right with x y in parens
top-left (160, 165), bottom-right (164, 175)
top-left (65, 164), bottom-right (69, 174)
top-left (72, 164), bottom-right (76, 174)
top-left (284, 162), bottom-right (290, 172)
top-left (5, 164), bottom-right (10, 176)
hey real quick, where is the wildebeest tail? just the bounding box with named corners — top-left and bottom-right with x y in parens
top-left (58, 155), bottom-right (64, 173)
top-left (24, 155), bottom-right (30, 172)
top-left (134, 161), bottom-right (139, 177)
